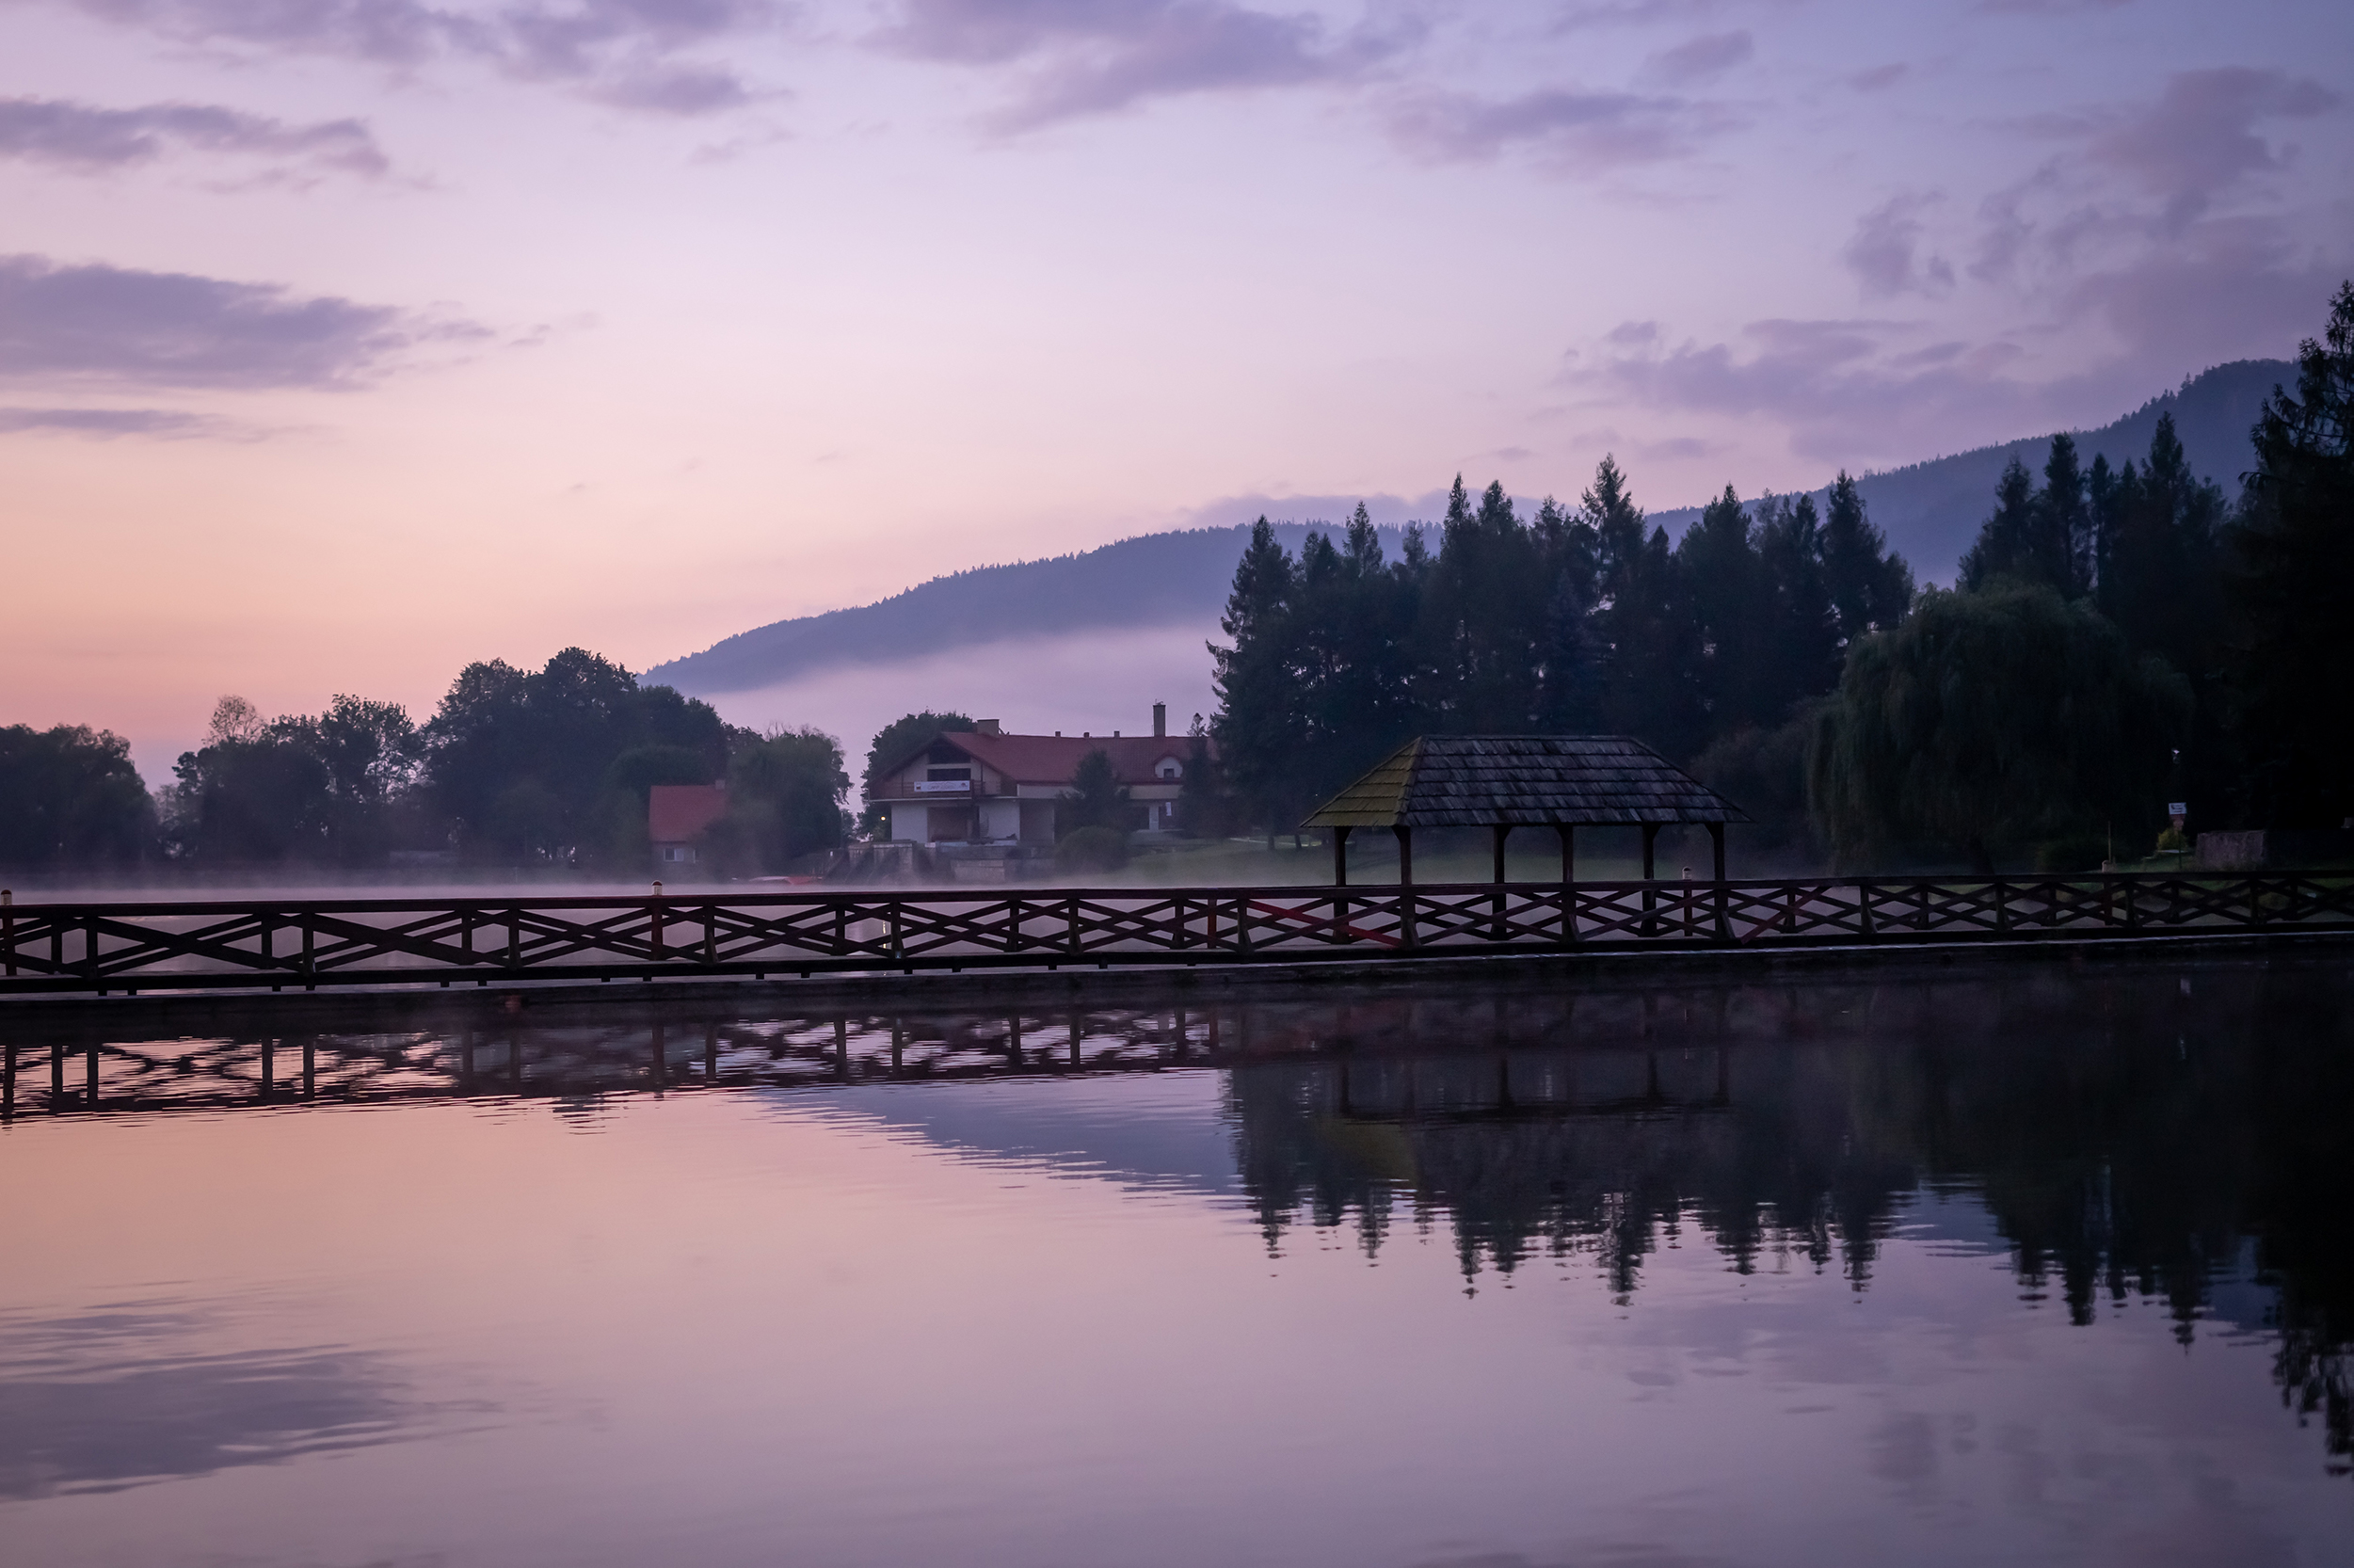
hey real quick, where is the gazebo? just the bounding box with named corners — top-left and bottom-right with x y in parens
top-left (1300, 735), bottom-right (1749, 887)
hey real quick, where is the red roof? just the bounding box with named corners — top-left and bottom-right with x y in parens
top-left (649, 783), bottom-right (729, 841)
top-left (896, 731), bottom-right (1211, 786)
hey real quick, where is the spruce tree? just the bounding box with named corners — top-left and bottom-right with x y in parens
top-left (1209, 518), bottom-right (1304, 834)
top-left (1958, 456), bottom-right (2040, 591)
top-left (1820, 471), bottom-right (1914, 645)
top-left (2229, 280), bottom-right (2354, 826)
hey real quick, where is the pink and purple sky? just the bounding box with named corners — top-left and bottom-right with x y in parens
top-left (3, 0), bottom-right (2347, 775)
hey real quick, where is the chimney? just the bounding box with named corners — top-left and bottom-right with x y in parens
top-left (976, 718), bottom-right (1001, 735)
top-left (1153, 702), bottom-right (1166, 738)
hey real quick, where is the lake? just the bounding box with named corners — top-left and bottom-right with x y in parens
top-left (3, 955), bottom-right (2349, 1566)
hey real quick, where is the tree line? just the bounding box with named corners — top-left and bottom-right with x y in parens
top-left (1211, 284), bottom-right (2354, 870)
top-left (0, 648), bottom-right (851, 873)
top-left (1209, 462), bottom-right (1914, 851)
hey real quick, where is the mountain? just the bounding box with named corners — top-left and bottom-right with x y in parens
top-left (1645, 358), bottom-right (2291, 581)
top-left (647, 360), bottom-right (2289, 697)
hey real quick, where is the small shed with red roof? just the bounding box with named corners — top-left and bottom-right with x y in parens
top-left (871, 708), bottom-right (1208, 844)
top-left (649, 783), bottom-right (729, 867)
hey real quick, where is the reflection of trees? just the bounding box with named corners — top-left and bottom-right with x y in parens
top-left (1224, 961), bottom-right (2354, 1466)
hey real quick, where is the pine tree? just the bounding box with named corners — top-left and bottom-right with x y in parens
top-left (2229, 280), bottom-right (2354, 826)
top-left (2040, 433), bottom-right (2092, 598)
top-left (1676, 486), bottom-right (1766, 731)
top-left (1209, 517), bottom-right (1304, 833)
top-left (1755, 493), bottom-right (1841, 719)
top-left (1819, 471), bottom-right (1914, 645)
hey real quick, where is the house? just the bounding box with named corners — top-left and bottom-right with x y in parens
top-left (870, 705), bottom-right (1209, 845)
top-left (649, 782), bottom-right (729, 867)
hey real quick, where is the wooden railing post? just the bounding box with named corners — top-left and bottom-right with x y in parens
top-left (508, 908), bottom-right (521, 967)
top-left (301, 913), bottom-right (314, 991)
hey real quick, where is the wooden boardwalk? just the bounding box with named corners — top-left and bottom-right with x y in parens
top-left (1, 872), bottom-right (2349, 999)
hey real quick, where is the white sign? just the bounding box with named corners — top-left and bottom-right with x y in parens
top-left (2168, 802), bottom-right (2187, 817)
top-left (914, 780), bottom-right (970, 793)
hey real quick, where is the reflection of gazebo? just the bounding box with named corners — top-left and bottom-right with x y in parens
top-left (1301, 735), bottom-right (1749, 886)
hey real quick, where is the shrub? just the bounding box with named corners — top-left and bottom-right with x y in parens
top-left (1055, 824), bottom-right (1130, 874)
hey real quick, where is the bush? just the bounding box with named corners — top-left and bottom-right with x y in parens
top-left (1055, 824), bottom-right (1130, 874)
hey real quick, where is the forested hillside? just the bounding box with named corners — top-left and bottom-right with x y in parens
top-left (649, 360), bottom-right (2287, 697)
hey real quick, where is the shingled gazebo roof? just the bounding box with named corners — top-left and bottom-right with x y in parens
top-left (1302, 736), bottom-right (1748, 829)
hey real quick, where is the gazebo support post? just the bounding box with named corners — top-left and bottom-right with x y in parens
top-left (1393, 824), bottom-right (1416, 949)
top-left (1708, 820), bottom-right (1728, 941)
top-left (1491, 824), bottom-right (1510, 940)
top-left (1332, 826), bottom-right (1352, 951)
top-left (1641, 823), bottom-right (1660, 936)
top-left (1557, 824), bottom-right (1577, 945)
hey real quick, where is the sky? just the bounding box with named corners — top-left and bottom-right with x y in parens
top-left (2, 0), bottom-right (2348, 777)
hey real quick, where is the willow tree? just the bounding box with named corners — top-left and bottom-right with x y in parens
top-left (1810, 584), bottom-right (2189, 871)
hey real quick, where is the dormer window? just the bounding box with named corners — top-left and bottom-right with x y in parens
top-left (1155, 758), bottom-right (1181, 779)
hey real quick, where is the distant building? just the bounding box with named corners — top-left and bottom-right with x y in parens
top-left (870, 706), bottom-right (1208, 845)
top-left (649, 783), bottom-right (729, 867)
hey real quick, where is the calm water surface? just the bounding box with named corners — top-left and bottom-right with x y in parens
top-left (4, 959), bottom-right (2350, 1566)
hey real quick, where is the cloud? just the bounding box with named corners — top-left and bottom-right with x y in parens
top-left (2086, 68), bottom-right (2340, 229)
top-left (1577, 315), bottom-right (2050, 461)
top-left (1385, 85), bottom-right (1727, 170)
top-left (875, 0), bottom-right (1402, 129)
top-left (1848, 62), bottom-right (1904, 92)
top-left (0, 254), bottom-right (486, 390)
top-left (0, 407), bottom-right (219, 436)
top-left (1641, 29), bottom-right (1751, 86)
top-left (0, 97), bottom-right (388, 177)
top-left (1843, 193), bottom-right (1955, 299)
top-left (40, 0), bottom-right (781, 115)
top-left (1579, 205), bottom-right (2344, 466)
top-left (1549, 0), bottom-right (1727, 30)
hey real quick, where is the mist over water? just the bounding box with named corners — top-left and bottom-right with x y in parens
top-left (4, 957), bottom-right (2349, 1565)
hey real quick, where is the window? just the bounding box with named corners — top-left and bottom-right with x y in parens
top-left (1156, 758), bottom-right (1181, 778)
top-left (926, 767), bottom-right (971, 781)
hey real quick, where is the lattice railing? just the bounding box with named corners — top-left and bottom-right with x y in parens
top-left (0, 872), bottom-right (2346, 996)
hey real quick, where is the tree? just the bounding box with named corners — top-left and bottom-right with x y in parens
top-left (0, 725), bottom-right (153, 866)
top-left (1755, 492), bottom-right (1842, 721)
top-left (1958, 455), bottom-right (2045, 591)
top-left (1210, 517), bottom-right (1305, 833)
top-left (1677, 486), bottom-right (1767, 731)
top-left (719, 727), bottom-right (851, 871)
top-left (1820, 472), bottom-right (1914, 647)
top-left (422, 649), bottom-right (726, 863)
top-left (1810, 584), bottom-right (2190, 871)
top-left (1061, 747), bottom-right (1130, 835)
top-left (2230, 280), bottom-right (2354, 827)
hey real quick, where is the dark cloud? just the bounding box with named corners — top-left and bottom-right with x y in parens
top-left (1386, 85), bottom-right (1728, 171)
top-left (0, 407), bottom-right (216, 436)
top-left (0, 97), bottom-right (387, 176)
top-left (1975, 0), bottom-right (2131, 11)
top-left (0, 254), bottom-right (485, 390)
top-left (1642, 29), bottom-right (1751, 85)
top-left (876, 0), bottom-right (1403, 129)
top-left (1550, 0), bottom-right (1729, 31)
top-left (1578, 314), bottom-right (2056, 462)
top-left (1849, 62), bottom-right (1905, 91)
top-left (46, 0), bottom-right (780, 115)
top-left (2088, 68), bottom-right (2339, 229)
top-left (1579, 213), bottom-right (2342, 465)
top-left (1843, 193), bottom-right (1955, 299)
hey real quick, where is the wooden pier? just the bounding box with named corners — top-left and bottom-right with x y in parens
top-left (0, 871), bottom-right (2348, 1000)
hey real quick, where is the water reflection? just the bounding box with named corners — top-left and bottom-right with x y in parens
top-left (0, 1302), bottom-right (477, 1498)
top-left (4, 953), bottom-right (2352, 1564)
